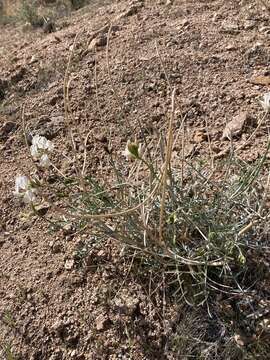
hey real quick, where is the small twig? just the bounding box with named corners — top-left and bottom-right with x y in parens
top-left (22, 105), bottom-right (31, 155)
top-left (238, 221), bottom-right (256, 237)
top-left (51, 163), bottom-right (68, 179)
top-left (82, 130), bottom-right (91, 176)
top-left (235, 111), bottom-right (268, 153)
top-left (159, 88), bottom-right (176, 244)
top-left (113, 251), bottom-right (137, 299)
top-left (106, 22), bottom-right (131, 129)
top-left (155, 40), bottom-right (172, 93)
top-left (181, 120), bottom-right (185, 187)
top-left (66, 77), bottom-right (84, 151)
top-left (64, 32), bottom-right (86, 190)
top-left (258, 170), bottom-right (270, 215)
top-left (21, 104), bottom-right (39, 174)
top-left (205, 117), bottom-right (214, 169)
top-left (94, 50), bottom-right (103, 121)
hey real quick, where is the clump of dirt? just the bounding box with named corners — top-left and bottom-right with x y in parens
top-left (0, 0), bottom-right (270, 359)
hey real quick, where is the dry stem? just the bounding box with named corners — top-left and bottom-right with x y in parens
top-left (159, 88), bottom-right (176, 244)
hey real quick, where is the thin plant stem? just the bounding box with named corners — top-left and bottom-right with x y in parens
top-left (155, 40), bottom-right (172, 93)
top-left (236, 111), bottom-right (268, 153)
top-left (63, 32), bottom-right (84, 188)
top-left (106, 22), bottom-right (131, 129)
top-left (159, 88), bottom-right (176, 244)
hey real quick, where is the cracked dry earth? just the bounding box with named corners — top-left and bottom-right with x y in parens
top-left (0, 0), bottom-right (270, 359)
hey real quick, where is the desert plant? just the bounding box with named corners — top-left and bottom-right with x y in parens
top-left (17, 35), bottom-right (270, 312)
top-left (18, 123), bottom-right (270, 308)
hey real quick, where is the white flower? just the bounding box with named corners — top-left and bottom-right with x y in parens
top-left (23, 189), bottom-right (37, 204)
top-left (30, 144), bottom-right (39, 158)
top-left (14, 175), bottom-right (38, 204)
top-left (30, 135), bottom-right (54, 167)
top-left (39, 154), bottom-right (50, 168)
top-left (32, 135), bottom-right (54, 152)
top-left (259, 92), bottom-right (270, 112)
top-left (15, 175), bottom-right (30, 194)
top-left (123, 140), bottom-right (142, 160)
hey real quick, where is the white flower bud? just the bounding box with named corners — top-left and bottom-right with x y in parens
top-left (15, 175), bottom-right (30, 194)
top-left (14, 175), bottom-right (38, 204)
top-left (259, 92), bottom-right (270, 112)
top-left (123, 140), bottom-right (142, 160)
top-left (23, 189), bottom-right (37, 204)
top-left (39, 154), bottom-right (50, 168)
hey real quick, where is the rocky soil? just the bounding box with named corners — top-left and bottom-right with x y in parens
top-left (0, 0), bottom-right (270, 359)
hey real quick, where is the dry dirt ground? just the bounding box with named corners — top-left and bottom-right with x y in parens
top-left (0, 0), bottom-right (270, 359)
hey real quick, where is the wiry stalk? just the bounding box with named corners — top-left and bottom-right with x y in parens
top-left (159, 88), bottom-right (176, 244)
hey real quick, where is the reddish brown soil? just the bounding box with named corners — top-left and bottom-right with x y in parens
top-left (0, 1), bottom-right (270, 359)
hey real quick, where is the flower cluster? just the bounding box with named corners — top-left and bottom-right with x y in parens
top-left (14, 175), bottom-right (38, 204)
top-left (30, 135), bottom-right (54, 168)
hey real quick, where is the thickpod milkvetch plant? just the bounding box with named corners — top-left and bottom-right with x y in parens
top-left (15, 31), bottom-right (270, 307)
